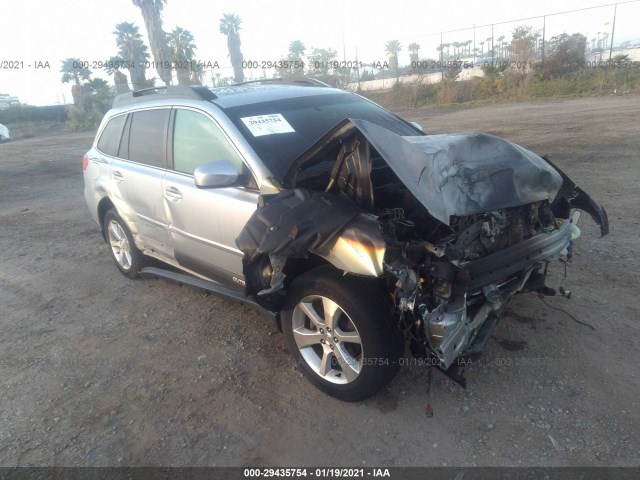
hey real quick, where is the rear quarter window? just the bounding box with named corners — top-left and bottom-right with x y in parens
top-left (96, 114), bottom-right (126, 156)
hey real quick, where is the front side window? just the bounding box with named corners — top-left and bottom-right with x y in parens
top-left (96, 114), bottom-right (126, 157)
top-left (172, 109), bottom-right (244, 175)
top-left (125, 109), bottom-right (170, 168)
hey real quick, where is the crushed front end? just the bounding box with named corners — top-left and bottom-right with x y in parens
top-left (238, 118), bottom-right (609, 373)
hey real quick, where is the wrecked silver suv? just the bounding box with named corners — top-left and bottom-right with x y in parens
top-left (84, 83), bottom-right (608, 401)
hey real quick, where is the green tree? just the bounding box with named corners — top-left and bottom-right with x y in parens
top-left (219, 13), bottom-right (244, 84)
top-left (538, 33), bottom-right (587, 78)
top-left (289, 40), bottom-right (306, 61)
top-left (308, 47), bottom-right (337, 80)
top-left (113, 22), bottom-right (150, 90)
top-left (408, 42), bottom-right (420, 65)
top-left (60, 57), bottom-right (91, 105)
top-left (105, 55), bottom-right (131, 93)
top-left (510, 26), bottom-right (536, 62)
top-left (612, 53), bottom-right (630, 64)
top-left (385, 40), bottom-right (401, 79)
top-left (60, 63), bottom-right (114, 129)
top-left (132, 0), bottom-right (172, 85)
top-left (85, 78), bottom-right (113, 113)
top-left (168, 27), bottom-right (197, 85)
top-left (279, 40), bottom-right (306, 78)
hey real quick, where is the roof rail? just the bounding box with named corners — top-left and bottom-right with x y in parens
top-left (113, 85), bottom-right (217, 108)
top-left (131, 86), bottom-right (167, 97)
top-left (235, 77), bottom-right (331, 88)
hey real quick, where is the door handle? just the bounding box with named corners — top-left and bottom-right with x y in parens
top-left (164, 186), bottom-right (183, 202)
top-left (112, 171), bottom-right (124, 182)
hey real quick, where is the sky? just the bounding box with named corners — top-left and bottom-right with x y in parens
top-left (1, 0), bottom-right (639, 105)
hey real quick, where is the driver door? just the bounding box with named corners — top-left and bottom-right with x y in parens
top-left (162, 107), bottom-right (258, 290)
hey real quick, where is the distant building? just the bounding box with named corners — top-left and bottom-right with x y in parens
top-left (0, 94), bottom-right (20, 110)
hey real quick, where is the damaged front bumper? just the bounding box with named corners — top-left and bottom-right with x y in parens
top-left (421, 220), bottom-right (573, 367)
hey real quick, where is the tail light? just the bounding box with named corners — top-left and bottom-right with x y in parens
top-left (82, 154), bottom-right (89, 171)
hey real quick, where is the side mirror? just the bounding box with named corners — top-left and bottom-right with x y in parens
top-left (194, 160), bottom-right (239, 188)
top-left (410, 121), bottom-right (424, 132)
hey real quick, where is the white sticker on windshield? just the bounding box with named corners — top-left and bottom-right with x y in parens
top-left (240, 114), bottom-right (295, 137)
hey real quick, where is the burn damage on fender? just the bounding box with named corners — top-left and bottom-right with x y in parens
top-left (237, 118), bottom-right (609, 372)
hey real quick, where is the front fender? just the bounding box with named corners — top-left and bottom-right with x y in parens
top-left (314, 214), bottom-right (386, 277)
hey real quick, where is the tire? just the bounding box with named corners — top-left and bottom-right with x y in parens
top-left (282, 266), bottom-right (403, 401)
top-left (103, 208), bottom-right (143, 279)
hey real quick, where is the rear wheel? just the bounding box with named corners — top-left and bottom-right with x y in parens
top-left (282, 266), bottom-right (403, 401)
top-left (104, 209), bottom-right (143, 278)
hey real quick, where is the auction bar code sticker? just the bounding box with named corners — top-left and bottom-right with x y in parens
top-left (241, 113), bottom-right (295, 137)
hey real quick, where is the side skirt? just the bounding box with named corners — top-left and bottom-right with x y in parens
top-left (139, 266), bottom-right (278, 320)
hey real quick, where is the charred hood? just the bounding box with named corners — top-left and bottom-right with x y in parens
top-left (284, 119), bottom-right (563, 225)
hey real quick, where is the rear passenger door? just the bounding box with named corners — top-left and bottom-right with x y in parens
top-left (108, 108), bottom-right (172, 256)
top-left (162, 107), bottom-right (258, 289)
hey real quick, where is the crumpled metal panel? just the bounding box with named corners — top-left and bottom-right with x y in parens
top-left (235, 189), bottom-right (363, 263)
top-left (286, 118), bottom-right (564, 226)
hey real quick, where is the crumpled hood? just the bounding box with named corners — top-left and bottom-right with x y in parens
top-left (286, 119), bottom-right (563, 225)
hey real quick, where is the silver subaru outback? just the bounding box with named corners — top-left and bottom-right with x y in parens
top-left (83, 83), bottom-right (608, 401)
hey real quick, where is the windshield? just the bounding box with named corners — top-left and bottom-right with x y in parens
top-left (224, 92), bottom-right (422, 180)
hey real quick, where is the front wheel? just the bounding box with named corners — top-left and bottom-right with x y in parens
top-left (103, 208), bottom-right (143, 279)
top-left (282, 266), bottom-right (403, 401)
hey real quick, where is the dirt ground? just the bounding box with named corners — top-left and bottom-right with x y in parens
top-left (0, 95), bottom-right (638, 467)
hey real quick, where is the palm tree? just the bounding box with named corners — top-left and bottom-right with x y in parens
top-left (105, 55), bottom-right (131, 93)
top-left (219, 13), bottom-right (244, 84)
top-left (168, 27), bottom-right (197, 85)
top-left (113, 22), bottom-right (150, 90)
top-left (496, 36), bottom-right (505, 59)
top-left (534, 31), bottom-right (542, 59)
top-left (60, 57), bottom-right (91, 86)
top-left (60, 57), bottom-right (91, 105)
top-left (480, 41), bottom-right (485, 55)
top-left (465, 40), bottom-right (473, 57)
top-left (285, 40), bottom-right (306, 77)
top-left (385, 40), bottom-right (401, 79)
top-left (132, 0), bottom-right (172, 85)
top-left (408, 42), bottom-right (420, 64)
top-left (289, 40), bottom-right (306, 60)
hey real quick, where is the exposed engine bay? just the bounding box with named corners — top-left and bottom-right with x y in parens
top-left (237, 119), bottom-right (609, 372)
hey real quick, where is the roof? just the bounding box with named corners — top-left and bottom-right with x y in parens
top-left (112, 83), bottom-right (346, 110)
top-left (210, 84), bottom-right (345, 109)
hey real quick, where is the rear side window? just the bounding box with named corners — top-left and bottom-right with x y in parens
top-left (96, 114), bottom-right (126, 156)
top-left (124, 109), bottom-right (170, 168)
